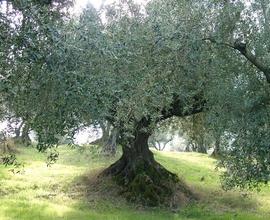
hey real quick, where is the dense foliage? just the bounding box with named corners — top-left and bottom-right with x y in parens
top-left (1, 0), bottom-right (270, 196)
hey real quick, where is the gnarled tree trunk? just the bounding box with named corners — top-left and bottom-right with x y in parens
top-left (101, 95), bottom-right (204, 206)
top-left (101, 118), bottom-right (191, 206)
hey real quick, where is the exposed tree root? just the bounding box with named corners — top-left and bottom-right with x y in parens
top-left (101, 154), bottom-right (195, 207)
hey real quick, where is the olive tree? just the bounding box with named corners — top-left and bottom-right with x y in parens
top-left (1, 0), bottom-right (270, 206)
top-left (203, 0), bottom-right (270, 189)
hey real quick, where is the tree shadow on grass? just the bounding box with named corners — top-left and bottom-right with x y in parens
top-left (1, 166), bottom-right (262, 220)
top-left (65, 168), bottom-right (268, 220)
top-left (1, 193), bottom-right (173, 220)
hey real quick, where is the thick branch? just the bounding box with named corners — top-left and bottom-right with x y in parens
top-left (204, 37), bottom-right (270, 83)
top-left (233, 41), bottom-right (270, 83)
top-left (160, 94), bottom-right (205, 122)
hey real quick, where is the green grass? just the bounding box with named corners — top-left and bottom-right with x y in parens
top-left (0, 146), bottom-right (269, 220)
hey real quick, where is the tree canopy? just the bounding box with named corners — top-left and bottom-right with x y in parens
top-left (1, 0), bottom-right (270, 205)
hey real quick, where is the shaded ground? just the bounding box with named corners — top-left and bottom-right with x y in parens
top-left (0, 146), bottom-right (269, 220)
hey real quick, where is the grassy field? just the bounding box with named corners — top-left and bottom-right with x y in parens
top-left (0, 146), bottom-right (270, 220)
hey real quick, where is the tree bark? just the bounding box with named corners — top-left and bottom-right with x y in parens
top-left (196, 137), bottom-right (207, 154)
top-left (211, 137), bottom-right (221, 158)
top-left (102, 127), bottom-right (118, 156)
top-left (21, 123), bottom-right (31, 146)
top-left (14, 121), bottom-right (24, 139)
top-left (101, 118), bottom-right (191, 206)
top-left (91, 121), bottom-right (118, 156)
top-left (101, 95), bottom-right (203, 206)
top-left (12, 121), bottom-right (31, 146)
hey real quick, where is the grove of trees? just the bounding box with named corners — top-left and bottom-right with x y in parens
top-left (1, 0), bottom-right (270, 206)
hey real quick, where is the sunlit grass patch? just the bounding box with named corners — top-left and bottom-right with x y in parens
top-left (0, 146), bottom-right (269, 220)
